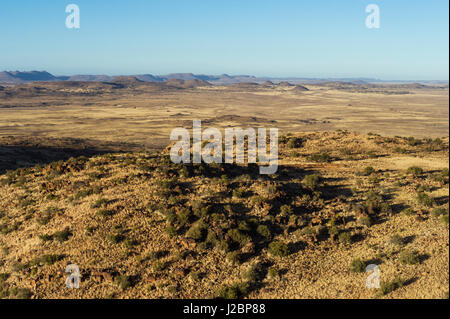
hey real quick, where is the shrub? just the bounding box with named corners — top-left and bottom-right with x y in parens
top-left (192, 201), bottom-right (209, 218)
top-left (225, 251), bottom-right (242, 265)
top-left (379, 202), bottom-right (392, 215)
top-left (441, 214), bottom-right (449, 225)
top-left (205, 230), bottom-right (218, 247)
top-left (36, 207), bottom-right (58, 225)
top-left (379, 278), bottom-right (405, 296)
top-left (406, 166), bottom-right (423, 176)
top-left (53, 227), bottom-right (72, 243)
top-left (388, 234), bottom-right (405, 246)
top-left (40, 254), bottom-right (63, 265)
top-left (227, 229), bottom-right (251, 248)
top-left (308, 153), bottom-right (331, 163)
top-left (217, 240), bottom-right (230, 253)
top-left (97, 209), bottom-right (114, 217)
top-left (399, 250), bottom-right (420, 265)
top-left (232, 188), bottom-right (246, 199)
top-left (431, 207), bottom-right (447, 218)
top-left (176, 208), bottom-right (193, 225)
top-left (361, 166), bottom-right (375, 176)
top-left (91, 198), bottom-right (109, 209)
top-left (350, 258), bottom-right (366, 273)
top-left (185, 221), bottom-right (208, 241)
top-left (394, 147), bottom-right (408, 154)
top-left (268, 241), bottom-right (289, 257)
top-left (165, 225), bottom-right (178, 237)
top-left (338, 232), bottom-right (352, 244)
top-left (152, 261), bottom-right (166, 272)
top-left (242, 264), bottom-right (263, 282)
top-left (114, 275), bottom-right (132, 290)
top-left (279, 205), bottom-right (293, 216)
top-left (0, 273), bottom-right (10, 283)
top-left (286, 137), bottom-right (303, 149)
top-left (256, 225), bottom-right (272, 241)
top-left (416, 192), bottom-right (434, 207)
top-left (217, 282), bottom-right (251, 299)
top-left (38, 234), bottom-right (53, 242)
top-left (358, 216), bottom-right (372, 227)
top-left (266, 267), bottom-right (280, 280)
top-left (402, 208), bottom-right (415, 216)
top-left (302, 174), bottom-right (320, 190)
top-left (106, 233), bottom-right (125, 244)
top-left (8, 287), bottom-right (32, 299)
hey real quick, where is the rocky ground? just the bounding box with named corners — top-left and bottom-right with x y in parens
top-left (0, 131), bottom-right (448, 299)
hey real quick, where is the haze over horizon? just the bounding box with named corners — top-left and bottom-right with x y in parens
top-left (1, 0), bottom-right (449, 81)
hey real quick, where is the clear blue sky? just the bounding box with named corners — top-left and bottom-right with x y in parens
top-left (1, 0), bottom-right (448, 80)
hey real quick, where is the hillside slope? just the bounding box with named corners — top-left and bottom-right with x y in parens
top-left (0, 131), bottom-right (448, 299)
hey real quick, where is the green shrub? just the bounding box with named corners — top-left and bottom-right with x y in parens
top-left (338, 232), bottom-right (352, 244)
top-left (350, 258), bottom-right (366, 273)
top-left (302, 174), bottom-right (320, 190)
top-left (53, 227), bottom-right (72, 243)
top-left (185, 221), bottom-right (208, 241)
top-left (97, 209), bottom-right (114, 217)
top-left (114, 275), bottom-right (132, 290)
top-left (406, 166), bottom-right (423, 176)
top-left (192, 201), bottom-right (209, 218)
top-left (279, 205), bottom-right (293, 216)
top-left (152, 261), bottom-right (166, 272)
top-left (232, 188), bottom-right (246, 199)
top-left (308, 153), bottom-right (331, 163)
top-left (0, 273), bottom-right (10, 283)
top-left (165, 225), bottom-right (178, 237)
top-left (268, 241), bottom-right (289, 257)
top-left (8, 287), bottom-right (32, 299)
top-left (399, 250), bottom-right (420, 265)
top-left (205, 230), bottom-right (218, 247)
top-left (91, 198), bottom-right (109, 209)
top-left (106, 233), bottom-right (125, 244)
top-left (416, 192), bottom-right (434, 207)
top-left (176, 208), bottom-right (193, 225)
top-left (407, 137), bottom-right (421, 146)
top-left (361, 166), bottom-right (375, 176)
top-left (40, 254), bottom-right (63, 265)
top-left (286, 137), bottom-right (303, 149)
top-left (402, 208), bottom-right (415, 216)
top-left (227, 229), bottom-right (251, 248)
top-left (431, 207), bottom-right (447, 218)
top-left (266, 267), bottom-right (280, 280)
top-left (379, 278), bottom-right (405, 296)
top-left (358, 216), bottom-right (372, 227)
top-left (388, 234), bottom-right (405, 246)
top-left (225, 251), bottom-right (242, 265)
top-left (242, 264), bottom-right (263, 282)
top-left (217, 282), bottom-right (251, 299)
top-left (256, 225), bottom-right (272, 241)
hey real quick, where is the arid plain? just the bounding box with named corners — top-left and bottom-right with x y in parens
top-left (0, 79), bottom-right (448, 299)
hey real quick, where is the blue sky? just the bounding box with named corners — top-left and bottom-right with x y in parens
top-left (0, 0), bottom-right (448, 80)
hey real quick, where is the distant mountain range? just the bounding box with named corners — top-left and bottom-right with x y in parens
top-left (0, 70), bottom-right (447, 85)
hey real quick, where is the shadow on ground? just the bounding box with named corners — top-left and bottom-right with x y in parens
top-left (0, 136), bottom-right (147, 174)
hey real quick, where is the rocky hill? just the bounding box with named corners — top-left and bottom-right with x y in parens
top-left (0, 131), bottom-right (448, 299)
